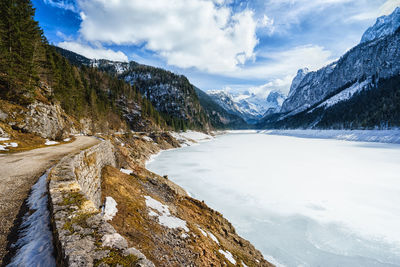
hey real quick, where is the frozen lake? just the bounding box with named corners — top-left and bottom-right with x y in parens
top-left (147, 131), bottom-right (400, 267)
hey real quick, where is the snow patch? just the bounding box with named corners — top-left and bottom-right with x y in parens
top-left (198, 227), bottom-right (208, 237)
top-left (102, 197), bottom-right (118, 221)
top-left (120, 168), bottom-right (133, 175)
top-left (170, 131), bottom-right (213, 146)
top-left (144, 196), bottom-right (189, 232)
top-left (311, 79), bottom-right (371, 111)
top-left (8, 170), bottom-right (56, 266)
top-left (45, 140), bottom-right (58, 145)
top-left (181, 233), bottom-right (189, 239)
top-left (218, 249), bottom-right (236, 265)
top-left (0, 137), bottom-right (10, 141)
top-left (142, 136), bottom-right (153, 142)
top-left (0, 142), bottom-right (18, 150)
top-left (63, 138), bottom-right (71, 142)
top-left (208, 231), bottom-right (219, 245)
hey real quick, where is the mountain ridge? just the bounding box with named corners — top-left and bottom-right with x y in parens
top-left (54, 46), bottom-right (248, 130)
top-left (259, 8), bottom-right (400, 129)
top-left (207, 89), bottom-right (286, 124)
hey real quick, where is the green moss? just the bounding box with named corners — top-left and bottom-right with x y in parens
top-left (62, 221), bottom-right (73, 233)
top-left (61, 191), bottom-right (86, 208)
top-left (94, 250), bottom-right (138, 267)
top-left (62, 211), bottom-right (98, 234)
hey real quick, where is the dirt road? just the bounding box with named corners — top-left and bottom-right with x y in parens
top-left (0, 136), bottom-right (100, 265)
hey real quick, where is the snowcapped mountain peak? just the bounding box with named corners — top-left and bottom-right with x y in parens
top-left (207, 89), bottom-right (286, 123)
top-left (361, 7), bottom-right (400, 43)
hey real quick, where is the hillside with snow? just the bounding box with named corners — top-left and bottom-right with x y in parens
top-left (259, 7), bottom-right (400, 130)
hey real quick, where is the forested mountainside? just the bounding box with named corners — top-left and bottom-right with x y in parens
top-left (55, 47), bottom-right (247, 130)
top-left (193, 87), bottom-right (248, 129)
top-left (258, 8), bottom-right (400, 130)
top-left (0, 0), bottom-right (175, 140)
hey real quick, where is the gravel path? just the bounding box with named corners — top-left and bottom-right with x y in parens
top-left (0, 136), bottom-right (100, 265)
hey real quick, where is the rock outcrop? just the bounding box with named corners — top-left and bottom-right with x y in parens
top-left (17, 102), bottom-right (74, 140)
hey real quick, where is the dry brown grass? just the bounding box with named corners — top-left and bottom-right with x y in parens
top-left (101, 165), bottom-right (271, 267)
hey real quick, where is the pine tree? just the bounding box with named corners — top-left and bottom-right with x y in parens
top-left (0, 0), bottom-right (44, 102)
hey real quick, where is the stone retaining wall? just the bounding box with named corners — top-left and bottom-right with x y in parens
top-left (48, 141), bottom-right (153, 266)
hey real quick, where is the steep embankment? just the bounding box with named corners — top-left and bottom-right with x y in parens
top-left (0, 136), bottom-right (100, 265)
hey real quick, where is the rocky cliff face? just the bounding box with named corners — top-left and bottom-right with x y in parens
top-left (361, 7), bottom-right (400, 43)
top-left (281, 28), bottom-right (400, 115)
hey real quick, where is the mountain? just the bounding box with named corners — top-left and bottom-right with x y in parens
top-left (259, 8), bottom-right (400, 129)
top-left (55, 47), bottom-right (247, 130)
top-left (207, 90), bottom-right (286, 123)
top-left (193, 87), bottom-right (248, 129)
top-left (361, 7), bottom-right (400, 43)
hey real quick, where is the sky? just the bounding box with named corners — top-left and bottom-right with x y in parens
top-left (32, 0), bottom-right (400, 97)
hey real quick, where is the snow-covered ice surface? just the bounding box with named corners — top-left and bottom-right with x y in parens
top-left (8, 170), bottom-right (56, 267)
top-left (262, 129), bottom-right (400, 144)
top-left (144, 196), bottom-right (189, 232)
top-left (147, 131), bottom-right (400, 267)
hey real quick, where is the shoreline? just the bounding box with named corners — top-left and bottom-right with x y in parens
top-left (260, 129), bottom-right (400, 144)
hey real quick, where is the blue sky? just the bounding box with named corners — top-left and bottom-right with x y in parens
top-left (32, 0), bottom-right (400, 96)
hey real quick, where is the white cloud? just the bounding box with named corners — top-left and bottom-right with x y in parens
top-left (44, 0), bottom-right (77, 12)
top-left (223, 45), bottom-right (334, 80)
top-left (58, 41), bottom-right (128, 62)
top-left (349, 0), bottom-right (400, 21)
top-left (258, 15), bottom-right (275, 35)
top-left (379, 0), bottom-right (400, 15)
top-left (75, 0), bottom-right (258, 73)
top-left (262, 0), bottom-right (353, 33)
top-left (248, 76), bottom-right (293, 97)
top-left (217, 45), bottom-right (334, 94)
